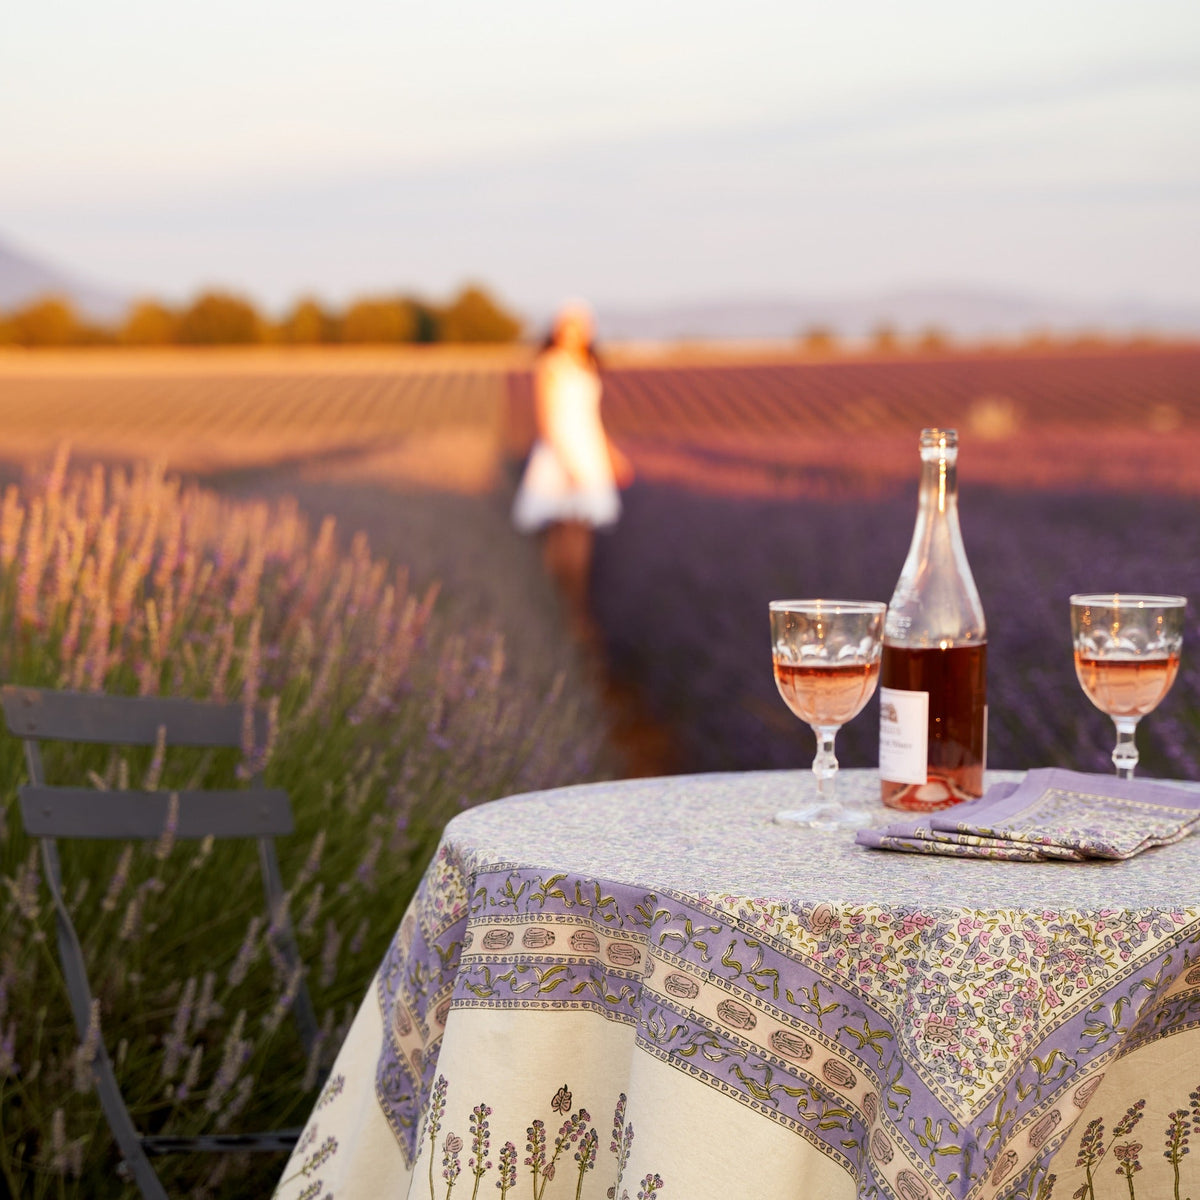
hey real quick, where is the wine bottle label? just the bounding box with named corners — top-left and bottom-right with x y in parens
top-left (879, 686), bottom-right (928, 784)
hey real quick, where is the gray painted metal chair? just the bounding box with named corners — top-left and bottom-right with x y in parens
top-left (2, 684), bottom-right (319, 1199)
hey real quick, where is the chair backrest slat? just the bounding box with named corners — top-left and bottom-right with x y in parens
top-left (1, 686), bottom-right (267, 748)
top-left (19, 786), bottom-right (294, 840)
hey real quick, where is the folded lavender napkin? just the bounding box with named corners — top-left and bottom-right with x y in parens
top-left (856, 769), bottom-right (1200, 861)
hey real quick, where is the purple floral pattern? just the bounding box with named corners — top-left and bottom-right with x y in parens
top-left (938, 772), bottom-right (1200, 859)
top-left (703, 895), bottom-right (1195, 1112)
top-left (375, 842), bottom-right (472, 1157)
top-left (363, 770), bottom-right (1200, 1199)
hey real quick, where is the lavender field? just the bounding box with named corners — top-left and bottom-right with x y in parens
top-left (566, 349), bottom-right (1200, 781)
top-left (0, 452), bottom-right (610, 1198)
top-left (592, 477), bottom-right (1200, 781)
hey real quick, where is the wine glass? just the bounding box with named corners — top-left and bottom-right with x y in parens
top-left (769, 599), bottom-right (886, 827)
top-left (1069, 593), bottom-right (1186, 779)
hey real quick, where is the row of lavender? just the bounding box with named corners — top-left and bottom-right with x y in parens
top-left (593, 478), bottom-right (1200, 780)
top-left (0, 450), bottom-right (609, 1198)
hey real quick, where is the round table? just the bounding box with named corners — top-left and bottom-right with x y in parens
top-left (273, 770), bottom-right (1200, 1200)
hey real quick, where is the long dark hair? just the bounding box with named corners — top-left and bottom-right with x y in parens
top-left (539, 317), bottom-right (601, 371)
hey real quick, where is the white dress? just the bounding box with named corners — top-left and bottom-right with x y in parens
top-left (511, 355), bottom-right (621, 532)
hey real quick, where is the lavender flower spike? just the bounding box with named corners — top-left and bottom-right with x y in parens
top-left (101, 844), bottom-right (134, 907)
top-left (228, 916), bottom-right (264, 989)
top-left (161, 976), bottom-right (197, 1080)
top-left (73, 998), bottom-right (102, 1093)
top-left (206, 1009), bottom-right (251, 1114)
top-left (154, 792), bottom-right (180, 863)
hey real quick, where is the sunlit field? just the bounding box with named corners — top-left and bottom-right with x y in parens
top-left (0, 348), bottom-right (522, 488)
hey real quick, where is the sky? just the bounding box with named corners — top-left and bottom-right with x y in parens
top-left (2, 1), bottom-right (1199, 318)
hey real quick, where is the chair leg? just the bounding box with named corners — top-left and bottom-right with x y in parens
top-left (41, 840), bottom-right (169, 1200)
top-left (257, 838), bottom-right (319, 1055)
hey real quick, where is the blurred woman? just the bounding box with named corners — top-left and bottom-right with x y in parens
top-left (512, 302), bottom-right (632, 641)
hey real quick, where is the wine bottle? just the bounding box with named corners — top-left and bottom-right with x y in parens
top-left (880, 428), bottom-right (987, 810)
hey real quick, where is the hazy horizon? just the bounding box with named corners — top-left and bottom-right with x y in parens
top-left (3, 1), bottom-right (1199, 315)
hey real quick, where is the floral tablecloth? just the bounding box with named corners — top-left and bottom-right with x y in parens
top-left (274, 770), bottom-right (1200, 1200)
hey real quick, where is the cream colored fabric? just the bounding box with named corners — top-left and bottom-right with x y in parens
top-left (618, 1042), bottom-right (858, 1199)
top-left (1038, 1027), bottom-right (1200, 1200)
top-left (274, 980), bottom-right (412, 1198)
top-left (275, 997), bottom-right (863, 1199)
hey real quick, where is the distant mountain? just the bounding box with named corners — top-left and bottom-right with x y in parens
top-left (595, 287), bottom-right (1200, 342)
top-left (0, 235), bottom-right (127, 321)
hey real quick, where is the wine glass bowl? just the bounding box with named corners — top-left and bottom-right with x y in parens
top-left (770, 599), bottom-right (886, 827)
top-left (1069, 592), bottom-right (1186, 778)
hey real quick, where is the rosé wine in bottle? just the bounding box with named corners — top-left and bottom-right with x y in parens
top-left (880, 429), bottom-right (987, 811)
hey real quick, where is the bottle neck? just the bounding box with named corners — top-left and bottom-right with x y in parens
top-left (885, 436), bottom-right (986, 645)
top-left (918, 445), bottom-right (959, 522)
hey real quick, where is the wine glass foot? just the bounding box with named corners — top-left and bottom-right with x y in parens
top-left (773, 803), bottom-right (857, 831)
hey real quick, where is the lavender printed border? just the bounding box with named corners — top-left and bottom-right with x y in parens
top-left (375, 842), bottom-right (472, 1159)
top-left (371, 842), bottom-right (1200, 1199)
top-left (934, 769), bottom-right (1200, 859)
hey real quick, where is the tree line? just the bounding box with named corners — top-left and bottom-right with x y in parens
top-left (0, 284), bottom-right (523, 347)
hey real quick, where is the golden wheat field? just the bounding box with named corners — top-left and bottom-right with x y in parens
top-left (0, 347), bottom-right (527, 491)
top-left (2, 343), bottom-right (1199, 499)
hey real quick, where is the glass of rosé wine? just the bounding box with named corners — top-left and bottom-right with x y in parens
top-left (770, 599), bottom-right (886, 827)
top-left (1070, 593), bottom-right (1186, 779)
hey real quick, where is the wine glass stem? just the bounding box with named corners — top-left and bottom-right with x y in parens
top-left (812, 726), bottom-right (840, 798)
top-left (1111, 717), bottom-right (1140, 780)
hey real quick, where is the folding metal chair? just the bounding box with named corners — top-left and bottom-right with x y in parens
top-left (2, 685), bottom-right (319, 1199)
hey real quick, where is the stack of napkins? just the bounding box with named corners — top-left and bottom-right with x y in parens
top-left (856, 768), bottom-right (1200, 861)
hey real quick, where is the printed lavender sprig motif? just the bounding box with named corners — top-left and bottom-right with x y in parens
top-left (1068, 1100), bottom-right (1145, 1200)
top-left (469, 1102), bottom-right (493, 1200)
top-left (495, 1141), bottom-right (517, 1197)
top-left (618, 1175), bottom-right (664, 1200)
top-left (1103, 1099), bottom-right (1146, 1200)
top-left (1112, 1141), bottom-right (1142, 1199)
top-left (443, 1133), bottom-right (464, 1197)
top-left (611, 1092), bottom-right (633, 1182)
top-left (1049, 1085), bottom-right (1200, 1200)
top-left (1162, 1107), bottom-right (1191, 1200)
top-left (1074, 1118), bottom-right (1106, 1200)
top-left (606, 1092), bottom-right (663, 1199)
top-left (426, 1074), bottom-right (449, 1200)
top-left (636, 1175), bottom-right (664, 1200)
top-left (525, 1119), bottom-right (548, 1198)
top-left (411, 1078), bottom-right (641, 1200)
top-left (539, 1105), bottom-right (592, 1200)
top-left (296, 1135), bottom-right (338, 1180)
top-left (573, 1128), bottom-right (598, 1200)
